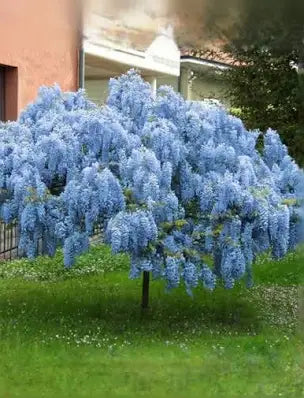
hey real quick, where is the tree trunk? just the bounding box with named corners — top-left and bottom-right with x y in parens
top-left (213, 247), bottom-right (222, 277)
top-left (141, 271), bottom-right (150, 310)
top-left (297, 51), bottom-right (304, 126)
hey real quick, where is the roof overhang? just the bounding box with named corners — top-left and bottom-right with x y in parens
top-left (181, 56), bottom-right (230, 71)
top-left (84, 34), bottom-right (180, 79)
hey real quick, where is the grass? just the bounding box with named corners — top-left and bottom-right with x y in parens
top-left (0, 246), bottom-right (304, 397)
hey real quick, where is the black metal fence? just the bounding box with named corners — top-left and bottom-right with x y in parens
top-left (0, 221), bottom-right (20, 261)
top-left (0, 221), bottom-right (104, 262)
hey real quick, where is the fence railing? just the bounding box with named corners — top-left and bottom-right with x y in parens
top-left (0, 221), bottom-right (104, 262)
top-left (0, 221), bottom-right (21, 261)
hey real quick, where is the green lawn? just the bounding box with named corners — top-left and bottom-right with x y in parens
top-left (0, 246), bottom-right (304, 398)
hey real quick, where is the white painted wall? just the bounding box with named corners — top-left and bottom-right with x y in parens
top-left (190, 75), bottom-right (230, 106)
top-left (85, 75), bottom-right (179, 105)
top-left (85, 73), bottom-right (229, 108)
top-left (85, 79), bottom-right (109, 105)
top-left (156, 75), bottom-right (178, 91)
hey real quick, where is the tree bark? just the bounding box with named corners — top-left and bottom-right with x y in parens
top-left (298, 71), bottom-right (304, 126)
top-left (213, 247), bottom-right (222, 277)
top-left (297, 47), bottom-right (304, 126)
top-left (141, 271), bottom-right (150, 310)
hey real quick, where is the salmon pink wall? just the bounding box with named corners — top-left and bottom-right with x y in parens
top-left (0, 0), bottom-right (80, 119)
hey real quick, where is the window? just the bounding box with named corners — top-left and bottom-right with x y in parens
top-left (0, 65), bottom-right (18, 122)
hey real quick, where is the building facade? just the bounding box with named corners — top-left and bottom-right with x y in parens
top-left (0, 0), bottom-right (79, 121)
top-left (0, 1), bottom-right (231, 121)
top-left (180, 49), bottom-right (232, 107)
top-left (83, 10), bottom-right (180, 105)
top-left (82, 11), bottom-right (231, 107)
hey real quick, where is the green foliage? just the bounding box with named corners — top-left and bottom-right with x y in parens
top-left (250, 186), bottom-right (271, 200)
top-left (184, 199), bottom-right (200, 220)
top-left (212, 224), bottom-right (224, 238)
top-left (25, 186), bottom-right (50, 203)
top-left (124, 188), bottom-right (134, 205)
top-left (203, 0), bottom-right (304, 165)
top-left (225, 48), bottom-right (304, 165)
top-left (160, 219), bottom-right (187, 234)
top-left (282, 198), bottom-right (298, 207)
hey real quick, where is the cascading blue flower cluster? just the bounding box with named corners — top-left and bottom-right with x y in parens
top-left (0, 69), bottom-right (303, 293)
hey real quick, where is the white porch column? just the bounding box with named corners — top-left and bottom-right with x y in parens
top-left (180, 67), bottom-right (191, 100)
top-left (146, 76), bottom-right (157, 97)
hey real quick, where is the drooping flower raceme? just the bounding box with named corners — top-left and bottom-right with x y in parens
top-left (0, 69), bottom-right (303, 293)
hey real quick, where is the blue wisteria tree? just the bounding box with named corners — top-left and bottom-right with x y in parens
top-left (0, 70), bottom-right (303, 308)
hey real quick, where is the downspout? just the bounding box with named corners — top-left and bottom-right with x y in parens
top-left (78, 44), bottom-right (85, 89)
top-left (78, 0), bottom-right (85, 90)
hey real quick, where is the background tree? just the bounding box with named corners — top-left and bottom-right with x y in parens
top-left (203, 0), bottom-right (304, 164)
top-left (225, 48), bottom-right (302, 163)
